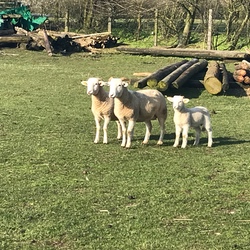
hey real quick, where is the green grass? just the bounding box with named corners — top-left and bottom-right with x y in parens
top-left (0, 48), bottom-right (250, 250)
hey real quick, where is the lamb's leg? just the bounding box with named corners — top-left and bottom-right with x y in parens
top-left (126, 120), bottom-right (135, 148)
top-left (173, 125), bottom-right (182, 147)
top-left (207, 128), bottom-right (213, 147)
top-left (103, 116), bottom-right (111, 144)
top-left (157, 117), bottom-right (166, 145)
top-left (204, 118), bottom-right (213, 147)
top-left (142, 121), bottom-right (152, 144)
top-left (181, 125), bottom-right (189, 148)
top-left (193, 127), bottom-right (201, 146)
top-left (116, 121), bottom-right (122, 140)
top-left (119, 119), bottom-right (127, 147)
top-left (94, 117), bottom-right (101, 143)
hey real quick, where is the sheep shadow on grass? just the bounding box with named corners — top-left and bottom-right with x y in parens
top-left (211, 136), bottom-right (250, 147)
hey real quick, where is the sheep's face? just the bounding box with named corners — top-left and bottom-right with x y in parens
top-left (86, 78), bottom-right (103, 95)
top-left (108, 78), bottom-right (128, 98)
top-left (167, 95), bottom-right (189, 111)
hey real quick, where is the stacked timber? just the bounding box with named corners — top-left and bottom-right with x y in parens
top-left (133, 59), bottom-right (233, 95)
top-left (233, 60), bottom-right (250, 85)
top-left (1, 28), bottom-right (119, 53)
top-left (134, 59), bottom-right (209, 92)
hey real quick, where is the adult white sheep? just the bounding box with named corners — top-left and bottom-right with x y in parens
top-left (108, 77), bottom-right (167, 148)
top-left (81, 77), bottom-right (121, 144)
top-left (167, 95), bottom-right (213, 148)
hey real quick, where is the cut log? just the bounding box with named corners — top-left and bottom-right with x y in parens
top-left (203, 61), bottom-right (222, 94)
top-left (117, 47), bottom-right (250, 60)
top-left (0, 34), bottom-right (30, 43)
top-left (244, 76), bottom-right (250, 84)
top-left (219, 62), bottom-right (230, 92)
top-left (42, 29), bottom-right (53, 56)
top-left (133, 72), bottom-right (152, 77)
top-left (233, 73), bottom-right (244, 83)
top-left (134, 60), bottom-right (188, 88)
top-left (157, 58), bottom-right (199, 91)
top-left (235, 69), bottom-right (247, 76)
top-left (172, 59), bottom-right (208, 89)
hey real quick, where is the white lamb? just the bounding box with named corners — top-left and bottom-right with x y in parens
top-left (108, 77), bottom-right (167, 148)
top-left (81, 77), bottom-right (121, 144)
top-left (167, 95), bottom-right (213, 148)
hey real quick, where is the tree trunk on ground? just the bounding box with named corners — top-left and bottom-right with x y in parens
top-left (172, 59), bottom-right (208, 89)
top-left (203, 61), bottom-right (222, 94)
top-left (134, 60), bottom-right (189, 89)
top-left (116, 47), bottom-right (250, 60)
top-left (157, 58), bottom-right (199, 91)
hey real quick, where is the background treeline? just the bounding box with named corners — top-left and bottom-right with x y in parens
top-left (22, 0), bottom-right (250, 50)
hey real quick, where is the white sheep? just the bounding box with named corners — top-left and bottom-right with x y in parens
top-left (167, 95), bottom-right (213, 148)
top-left (81, 77), bottom-right (121, 144)
top-left (108, 78), bottom-right (167, 148)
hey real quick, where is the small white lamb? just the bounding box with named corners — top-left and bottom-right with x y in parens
top-left (167, 95), bottom-right (213, 148)
top-left (108, 78), bottom-right (167, 148)
top-left (81, 77), bottom-right (121, 144)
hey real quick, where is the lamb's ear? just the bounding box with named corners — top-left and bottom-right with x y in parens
top-left (108, 77), bottom-right (113, 82)
top-left (167, 96), bottom-right (173, 102)
top-left (122, 81), bottom-right (129, 87)
top-left (100, 81), bottom-right (108, 86)
top-left (81, 80), bottom-right (87, 86)
top-left (183, 98), bottom-right (190, 103)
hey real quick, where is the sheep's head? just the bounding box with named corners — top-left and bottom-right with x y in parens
top-left (167, 95), bottom-right (189, 111)
top-left (81, 77), bottom-right (105, 95)
top-left (108, 77), bottom-right (129, 98)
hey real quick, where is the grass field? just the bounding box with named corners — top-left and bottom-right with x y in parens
top-left (0, 48), bottom-right (250, 250)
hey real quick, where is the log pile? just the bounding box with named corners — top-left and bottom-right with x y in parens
top-left (233, 60), bottom-right (250, 85)
top-left (132, 59), bottom-right (243, 95)
top-left (1, 28), bottom-right (119, 53)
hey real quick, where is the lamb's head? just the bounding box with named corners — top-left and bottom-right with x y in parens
top-left (167, 95), bottom-right (189, 111)
top-left (108, 77), bottom-right (129, 98)
top-left (81, 77), bottom-right (105, 96)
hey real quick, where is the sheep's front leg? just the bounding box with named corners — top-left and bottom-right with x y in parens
top-left (181, 125), bottom-right (189, 148)
top-left (94, 117), bottom-right (101, 143)
top-left (126, 120), bottom-right (135, 148)
top-left (116, 121), bottom-right (122, 140)
top-left (173, 125), bottom-right (182, 147)
top-left (193, 127), bottom-right (201, 146)
top-left (157, 117), bottom-right (166, 145)
top-left (142, 121), bottom-right (152, 144)
top-left (103, 116), bottom-right (111, 144)
top-left (119, 119), bottom-right (127, 147)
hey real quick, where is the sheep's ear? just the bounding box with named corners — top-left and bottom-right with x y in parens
top-left (100, 81), bottom-right (108, 86)
top-left (81, 80), bottom-right (87, 86)
top-left (108, 77), bottom-right (113, 82)
top-left (167, 97), bottom-right (173, 102)
top-left (183, 98), bottom-right (189, 103)
top-left (122, 81), bottom-right (129, 87)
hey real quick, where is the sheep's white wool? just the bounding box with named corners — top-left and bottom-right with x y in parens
top-left (81, 78), bottom-right (121, 144)
top-left (167, 95), bottom-right (213, 148)
top-left (108, 78), bottom-right (167, 148)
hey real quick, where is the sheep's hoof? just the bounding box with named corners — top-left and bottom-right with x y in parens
top-left (157, 141), bottom-right (163, 145)
top-left (173, 144), bottom-right (178, 147)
